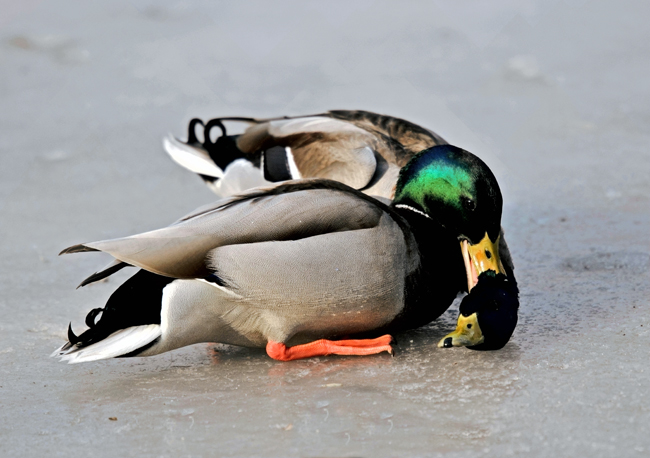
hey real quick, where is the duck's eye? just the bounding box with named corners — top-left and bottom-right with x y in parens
top-left (467, 323), bottom-right (472, 329)
top-left (461, 197), bottom-right (476, 212)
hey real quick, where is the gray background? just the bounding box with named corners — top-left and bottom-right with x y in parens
top-left (1, 1), bottom-right (649, 457)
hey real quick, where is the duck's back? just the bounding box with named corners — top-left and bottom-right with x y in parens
top-left (326, 110), bottom-right (447, 166)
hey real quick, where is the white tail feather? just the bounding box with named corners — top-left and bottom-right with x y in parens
top-left (208, 159), bottom-right (272, 197)
top-left (57, 325), bottom-right (162, 364)
top-left (162, 134), bottom-right (224, 178)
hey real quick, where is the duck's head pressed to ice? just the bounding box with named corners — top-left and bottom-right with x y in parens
top-left (439, 270), bottom-right (519, 351)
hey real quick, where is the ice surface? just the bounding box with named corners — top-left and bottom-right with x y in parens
top-left (1, 1), bottom-right (649, 457)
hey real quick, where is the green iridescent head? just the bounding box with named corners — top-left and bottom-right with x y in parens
top-left (393, 145), bottom-right (503, 243)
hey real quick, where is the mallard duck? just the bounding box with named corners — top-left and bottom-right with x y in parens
top-left (53, 145), bottom-right (518, 364)
top-left (163, 110), bottom-right (447, 199)
top-left (164, 109), bottom-right (516, 285)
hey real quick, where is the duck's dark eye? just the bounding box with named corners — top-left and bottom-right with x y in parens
top-left (467, 323), bottom-right (472, 329)
top-left (461, 197), bottom-right (476, 212)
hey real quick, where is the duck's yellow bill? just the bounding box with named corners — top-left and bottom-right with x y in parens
top-left (460, 233), bottom-right (505, 292)
top-left (438, 312), bottom-right (484, 348)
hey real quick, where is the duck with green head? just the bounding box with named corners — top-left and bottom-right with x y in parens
top-left (391, 145), bottom-right (518, 349)
top-left (53, 145), bottom-right (518, 364)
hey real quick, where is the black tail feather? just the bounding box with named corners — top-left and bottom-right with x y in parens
top-left (67, 270), bottom-right (175, 350)
top-left (84, 308), bottom-right (104, 328)
top-left (187, 118), bottom-right (204, 145)
top-left (204, 118), bottom-right (227, 140)
top-left (186, 117), bottom-right (249, 172)
top-left (67, 322), bottom-right (79, 345)
top-left (76, 261), bottom-right (129, 289)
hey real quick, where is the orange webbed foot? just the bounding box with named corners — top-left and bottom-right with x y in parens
top-left (266, 335), bottom-right (394, 361)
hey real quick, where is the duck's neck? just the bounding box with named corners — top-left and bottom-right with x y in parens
top-left (390, 205), bottom-right (466, 331)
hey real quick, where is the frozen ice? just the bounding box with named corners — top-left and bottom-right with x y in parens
top-left (1, 1), bottom-right (648, 457)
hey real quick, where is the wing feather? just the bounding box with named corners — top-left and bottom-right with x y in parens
top-left (60, 181), bottom-right (391, 279)
top-left (236, 117), bottom-right (378, 190)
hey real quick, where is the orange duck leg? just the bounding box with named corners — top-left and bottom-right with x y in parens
top-left (266, 335), bottom-right (394, 361)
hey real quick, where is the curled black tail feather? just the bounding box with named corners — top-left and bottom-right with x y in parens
top-left (85, 308), bottom-right (104, 328)
top-left (67, 323), bottom-right (79, 345)
top-left (187, 118), bottom-right (204, 145)
top-left (204, 118), bottom-right (227, 140)
top-left (66, 270), bottom-right (174, 350)
top-left (185, 117), bottom-right (251, 172)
